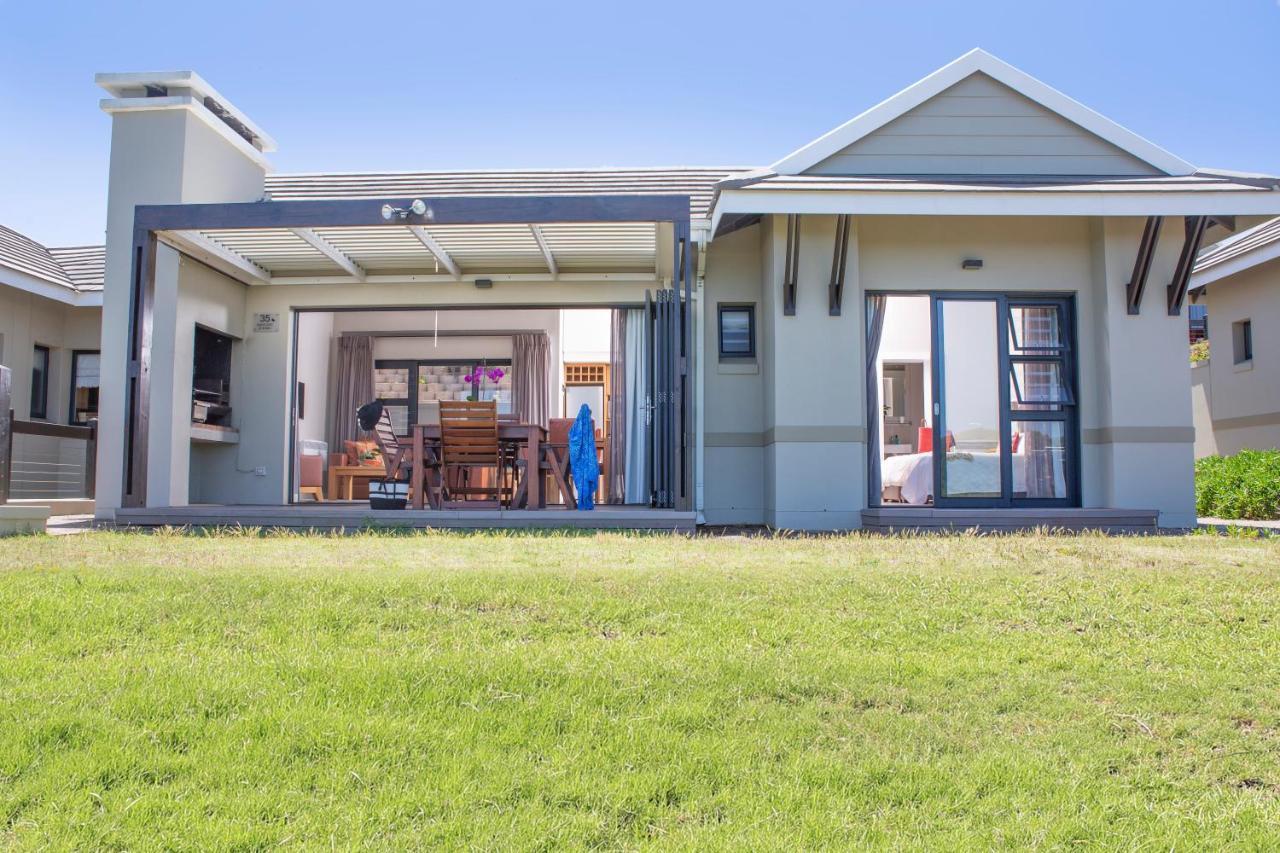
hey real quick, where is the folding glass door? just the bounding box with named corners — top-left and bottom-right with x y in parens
top-left (931, 294), bottom-right (1078, 508)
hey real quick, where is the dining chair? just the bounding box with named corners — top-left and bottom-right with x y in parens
top-left (357, 401), bottom-right (440, 508)
top-left (438, 400), bottom-right (510, 507)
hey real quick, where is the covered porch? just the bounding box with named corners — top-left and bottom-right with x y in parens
top-left (117, 193), bottom-right (698, 525)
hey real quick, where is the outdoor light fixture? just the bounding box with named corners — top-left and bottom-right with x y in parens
top-left (380, 199), bottom-right (430, 221)
top-left (962, 258), bottom-right (984, 270)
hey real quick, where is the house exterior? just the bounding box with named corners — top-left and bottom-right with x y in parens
top-left (1189, 217), bottom-right (1280, 457)
top-left (0, 226), bottom-right (103, 499)
top-left (89, 50), bottom-right (1280, 530)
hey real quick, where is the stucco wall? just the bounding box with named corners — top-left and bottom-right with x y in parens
top-left (1193, 257), bottom-right (1280, 455)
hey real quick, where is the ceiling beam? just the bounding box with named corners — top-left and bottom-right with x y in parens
top-left (529, 225), bottom-right (559, 278)
top-left (290, 228), bottom-right (366, 281)
top-left (406, 225), bottom-right (461, 278)
top-left (157, 230), bottom-right (270, 285)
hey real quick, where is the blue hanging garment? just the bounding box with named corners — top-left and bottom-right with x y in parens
top-left (568, 403), bottom-right (600, 510)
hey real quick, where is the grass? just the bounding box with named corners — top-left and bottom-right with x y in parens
top-left (2, 529), bottom-right (1279, 849)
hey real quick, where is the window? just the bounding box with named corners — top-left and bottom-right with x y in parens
top-left (1232, 319), bottom-right (1253, 365)
top-left (375, 358), bottom-right (514, 433)
top-left (30, 345), bottom-right (50, 419)
top-left (69, 350), bottom-right (100, 425)
top-left (718, 304), bottom-right (755, 359)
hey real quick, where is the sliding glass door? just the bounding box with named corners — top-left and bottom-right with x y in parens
top-left (931, 294), bottom-right (1078, 508)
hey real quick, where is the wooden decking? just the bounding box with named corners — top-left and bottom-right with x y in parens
top-left (861, 507), bottom-right (1161, 533)
top-left (112, 504), bottom-right (696, 532)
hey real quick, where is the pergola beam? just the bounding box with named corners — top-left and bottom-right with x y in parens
top-left (406, 225), bottom-right (461, 278)
top-left (290, 228), bottom-right (366, 281)
top-left (529, 225), bottom-right (558, 278)
top-left (158, 229), bottom-right (270, 285)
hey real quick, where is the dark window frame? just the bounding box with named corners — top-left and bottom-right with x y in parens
top-left (1232, 319), bottom-right (1253, 364)
top-left (68, 349), bottom-right (101, 425)
top-left (375, 357), bottom-right (514, 430)
top-left (717, 303), bottom-right (756, 359)
top-left (30, 344), bottom-right (51, 420)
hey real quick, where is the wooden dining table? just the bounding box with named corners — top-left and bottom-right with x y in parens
top-left (410, 422), bottom-right (549, 510)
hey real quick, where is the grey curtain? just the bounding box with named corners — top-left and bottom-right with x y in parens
top-left (330, 335), bottom-right (374, 450)
top-left (623, 308), bottom-right (651, 504)
top-left (607, 309), bottom-right (628, 503)
top-left (865, 295), bottom-right (888, 506)
top-left (512, 332), bottom-right (551, 428)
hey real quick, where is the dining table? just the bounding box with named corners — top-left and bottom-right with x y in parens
top-left (410, 421), bottom-right (550, 510)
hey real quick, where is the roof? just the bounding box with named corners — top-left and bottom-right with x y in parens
top-left (769, 48), bottom-right (1195, 177)
top-left (0, 225), bottom-right (105, 304)
top-left (1191, 216), bottom-right (1280, 290)
top-left (264, 167), bottom-right (740, 222)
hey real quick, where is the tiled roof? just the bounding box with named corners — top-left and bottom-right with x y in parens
top-left (264, 167), bottom-right (747, 222)
top-left (0, 226), bottom-right (105, 292)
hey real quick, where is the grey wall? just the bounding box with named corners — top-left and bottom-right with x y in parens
top-left (808, 73), bottom-right (1163, 177)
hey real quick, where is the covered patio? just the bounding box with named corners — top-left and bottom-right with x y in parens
top-left (118, 193), bottom-right (698, 524)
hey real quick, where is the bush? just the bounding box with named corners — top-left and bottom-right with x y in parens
top-left (1195, 449), bottom-right (1280, 520)
top-left (1190, 340), bottom-right (1209, 365)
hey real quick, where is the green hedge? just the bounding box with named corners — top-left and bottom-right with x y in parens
top-left (1195, 449), bottom-right (1280, 520)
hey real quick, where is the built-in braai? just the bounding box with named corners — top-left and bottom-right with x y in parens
top-left (192, 326), bottom-right (233, 426)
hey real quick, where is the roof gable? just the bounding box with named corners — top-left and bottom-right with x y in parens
top-left (771, 49), bottom-right (1194, 177)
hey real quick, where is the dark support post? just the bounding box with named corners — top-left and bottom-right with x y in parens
top-left (85, 417), bottom-right (98, 499)
top-left (828, 214), bottom-right (851, 316)
top-left (1125, 216), bottom-right (1163, 315)
top-left (123, 226), bottom-right (157, 507)
top-left (0, 366), bottom-right (11, 505)
top-left (1168, 216), bottom-right (1209, 316)
top-left (783, 214), bottom-right (800, 316)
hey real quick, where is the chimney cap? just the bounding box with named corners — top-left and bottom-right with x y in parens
top-left (95, 70), bottom-right (277, 154)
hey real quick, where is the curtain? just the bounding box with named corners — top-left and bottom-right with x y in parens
top-left (607, 309), bottom-right (628, 503)
top-left (623, 308), bottom-right (651, 504)
top-left (330, 335), bottom-right (375, 451)
top-left (865, 295), bottom-right (888, 506)
top-left (511, 332), bottom-right (551, 428)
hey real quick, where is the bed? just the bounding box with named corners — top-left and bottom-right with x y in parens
top-left (881, 450), bottom-right (1028, 505)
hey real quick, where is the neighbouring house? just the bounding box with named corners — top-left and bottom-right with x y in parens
top-left (86, 49), bottom-right (1280, 531)
top-left (1189, 216), bottom-right (1280, 457)
top-left (0, 225), bottom-right (103, 501)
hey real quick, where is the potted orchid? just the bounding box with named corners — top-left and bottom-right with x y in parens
top-left (464, 362), bottom-right (505, 403)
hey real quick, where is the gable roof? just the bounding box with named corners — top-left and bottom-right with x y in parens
top-left (769, 49), bottom-right (1195, 177)
top-left (0, 225), bottom-right (105, 305)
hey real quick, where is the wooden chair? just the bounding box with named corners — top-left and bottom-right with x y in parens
top-left (438, 400), bottom-right (510, 507)
top-left (544, 416), bottom-right (602, 508)
top-left (360, 402), bottom-right (441, 508)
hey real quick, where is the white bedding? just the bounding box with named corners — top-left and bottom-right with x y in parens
top-left (881, 451), bottom-right (1027, 505)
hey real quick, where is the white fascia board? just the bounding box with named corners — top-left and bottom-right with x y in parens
top-left (0, 265), bottom-right (102, 307)
top-left (769, 48), bottom-right (1196, 177)
top-left (1190, 240), bottom-right (1280, 290)
top-left (710, 188), bottom-right (1280, 233)
top-left (99, 96), bottom-right (274, 171)
top-left (263, 271), bottom-right (660, 287)
top-left (96, 71), bottom-right (277, 152)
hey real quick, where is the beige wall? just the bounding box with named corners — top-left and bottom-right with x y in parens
top-left (696, 212), bottom-right (1199, 529)
top-left (1193, 257), bottom-right (1280, 456)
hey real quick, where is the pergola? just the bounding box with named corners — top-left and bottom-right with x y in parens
top-left (123, 194), bottom-right (696, 509)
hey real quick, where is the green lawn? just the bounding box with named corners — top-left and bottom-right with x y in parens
top-left (2, 530), bottom-right (1279, 849)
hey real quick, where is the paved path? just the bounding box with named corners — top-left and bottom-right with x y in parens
top-left (1199, 517), bottom-right (1280, 535)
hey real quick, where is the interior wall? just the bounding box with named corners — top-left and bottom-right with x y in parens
top-left (295, 311), bottom-right (333, 449)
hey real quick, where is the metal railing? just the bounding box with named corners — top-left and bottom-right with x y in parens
top-left (0, 364), bottom-right (97, 504)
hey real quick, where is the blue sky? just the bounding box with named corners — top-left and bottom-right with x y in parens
top-left (2, 0), bottom-right (1278, 246)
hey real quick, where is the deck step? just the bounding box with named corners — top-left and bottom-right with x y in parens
top-left (861, 508), bottom-right (1159, 533)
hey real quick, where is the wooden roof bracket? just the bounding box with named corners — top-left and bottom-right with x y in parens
top-left (783, 214), bottom-right (800, 316)
top-left (1125, 215), bottom-right (1163, 315)
top-left (1167, 215), bottom-right (1209, 316)
top-left (828, 214), bottom-right (851, 316)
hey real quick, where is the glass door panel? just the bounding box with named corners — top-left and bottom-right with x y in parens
top-left (937, 299), bottom-right (1004, 500)
top-left (1010, 420), bottom-right (1068, 500)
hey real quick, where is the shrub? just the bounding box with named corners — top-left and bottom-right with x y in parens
top-left (1190, 340), bottom-right (1209, 365)
top-left (1195, 449), bottom-right (1280, 520)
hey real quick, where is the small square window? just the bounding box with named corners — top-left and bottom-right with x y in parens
top-left (718, 304), bottom-right (755, 359)
top-left (1232, 319), bottom-right (1253, 365)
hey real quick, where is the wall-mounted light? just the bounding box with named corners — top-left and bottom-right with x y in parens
top-left (961, 258), bottom-right (983, 270)
top-left (474, 278), bottom-right (493, 289)
top-left (380, 199), bottom-right (430, 221)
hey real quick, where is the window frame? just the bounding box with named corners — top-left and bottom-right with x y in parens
top-left (1232, 319), bottom-right (1253, 365)
top-left (30, 344), bottom-right (51, 420)
top-left (717, 303), bottom-right (756, 360)
top-left (374, 357), bottom-right (515, 431)
top-left (68, 349), bottom-right (101, 425)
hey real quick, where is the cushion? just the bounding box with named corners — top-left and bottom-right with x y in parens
top-left (344, 440), bottom-right (383, 466)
